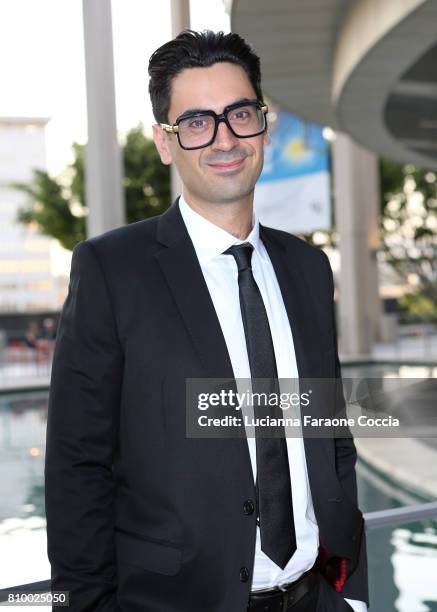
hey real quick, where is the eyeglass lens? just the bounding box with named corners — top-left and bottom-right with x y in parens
top-left (177, 103), bottom-right (265, 149)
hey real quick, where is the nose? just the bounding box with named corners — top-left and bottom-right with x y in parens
top-left (211, 118), bottom-right (239, 151)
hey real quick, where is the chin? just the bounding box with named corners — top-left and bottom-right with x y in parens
top-left (207, 182), bottom-right (255, 203)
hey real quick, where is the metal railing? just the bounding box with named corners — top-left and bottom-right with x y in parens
top-left (0, 343), bottom-right (54, 391)
top-left (1, 500), bottom-right (436, 603)
top-left (364, 499), bottom-right (437, 529)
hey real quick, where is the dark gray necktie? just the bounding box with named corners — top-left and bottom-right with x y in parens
top-left (224, 242), bottom-right (297, 569)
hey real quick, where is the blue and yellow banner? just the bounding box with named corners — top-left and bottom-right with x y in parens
top-left (255, 106), bottom-right (331, 233)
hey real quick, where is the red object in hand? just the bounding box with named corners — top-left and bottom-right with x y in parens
top-left (317, 541), bottom-right (348, 592)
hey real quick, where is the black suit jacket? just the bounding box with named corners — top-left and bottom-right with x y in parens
top-left (45, 199), bottom-right (368, 611)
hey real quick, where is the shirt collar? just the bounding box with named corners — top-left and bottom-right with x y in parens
top-left (178, 193), bottom-right (265, 265)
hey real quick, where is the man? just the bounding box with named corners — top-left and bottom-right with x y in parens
top-left (45, 30), bottom-right (368, 612)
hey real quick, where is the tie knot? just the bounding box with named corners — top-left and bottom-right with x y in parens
top-left (224, 242), bottom-right (254, 272)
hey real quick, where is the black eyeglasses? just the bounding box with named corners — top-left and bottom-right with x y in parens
top-left (160, 99), bottom-right (269, 150)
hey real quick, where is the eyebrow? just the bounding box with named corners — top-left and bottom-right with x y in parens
top-left (176, 98), bottom-right (258, 121)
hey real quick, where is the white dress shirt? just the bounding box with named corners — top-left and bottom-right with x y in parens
top-left (178, 195), bottom-right (366, 612)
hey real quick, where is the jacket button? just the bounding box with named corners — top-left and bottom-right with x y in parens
top-left (243, 500), bottom-right (255, 515)
top-left (240, 567), bottom-right (250, 582)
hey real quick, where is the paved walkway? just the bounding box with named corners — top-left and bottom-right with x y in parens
top-left (342, 329), bottom-right (437, 501)
top-left (355, 437), bottom-right (437, 500)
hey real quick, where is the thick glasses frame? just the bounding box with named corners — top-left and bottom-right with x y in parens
top-left (160, 99), bottom-right (269, 150)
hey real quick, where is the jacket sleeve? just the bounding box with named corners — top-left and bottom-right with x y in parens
top-left (45, 240), bottom-right (123, 611)
top-left (322, 251), bottom-right (369, 607)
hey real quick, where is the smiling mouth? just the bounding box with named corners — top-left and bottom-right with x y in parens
top-left (207, 158), bottom-right (246, 171)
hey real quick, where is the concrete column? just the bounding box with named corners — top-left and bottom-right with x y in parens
top-left (170, 0), bottom-right (190, 202)
top-left (171, 0), bottom-right (190, 35)
top-left (365, 154), bottom-right (384, 343)
top-left (82, 0), bottom-right (125, 237)
top-left (332, 132), bottom-right (382, 356)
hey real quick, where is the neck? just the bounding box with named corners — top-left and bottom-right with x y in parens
top-left (181, 191), bottom-right (254, 240)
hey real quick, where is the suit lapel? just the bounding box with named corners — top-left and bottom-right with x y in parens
top-left (154, 200), bottom-right (254, 486)
top-left (260, 225), bottom-right (334, 493)
top-left (260, 225), bottom-right (325, 379)
top-left (154, 201), bottom-right (235, 381)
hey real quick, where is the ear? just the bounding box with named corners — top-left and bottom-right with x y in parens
top-left (263, 130), bottom-right (271, 146)
top-left (152, 124), bottom-right (173, 165)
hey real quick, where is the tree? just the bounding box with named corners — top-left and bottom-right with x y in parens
top-left (299, 156), bottom-right (437, 318)
top-left (13, 125), bottom-right (170, 251)
top-left (379, 159), bottom-right (437, 317)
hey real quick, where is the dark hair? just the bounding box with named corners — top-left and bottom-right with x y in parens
top-left (148, 29), bottom-right (263, 123)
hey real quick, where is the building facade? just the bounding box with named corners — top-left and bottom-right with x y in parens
top-left (0, 117), bottom-right (60, 313)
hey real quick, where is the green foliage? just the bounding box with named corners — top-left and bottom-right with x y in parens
top-left (300, 157), bottom-right (437, 315)
top-left (13, 125), bottom-right (170, 251)
top-left (399, 293), bottom-right (437, 323)
top-left (14, 169), bottom-right (85, 251)
top-left (123, 126), bottom-right (170, 222)
top-left (379, 159), bottom-right (437, 310)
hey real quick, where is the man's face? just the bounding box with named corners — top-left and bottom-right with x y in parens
top-left (153, 62), bottom-right (269, 207)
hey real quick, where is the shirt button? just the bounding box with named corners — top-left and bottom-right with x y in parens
top-left (243, 500), bottom-right (255, 515)
top-left (239, 567), bottom-right (250, 582)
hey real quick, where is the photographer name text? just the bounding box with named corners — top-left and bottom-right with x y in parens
top-left (197, 415), bottom-right (400, 428)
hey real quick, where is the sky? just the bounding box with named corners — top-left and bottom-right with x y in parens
top-left (0, 0), bottom-right (230, 175)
